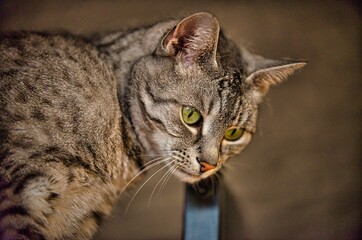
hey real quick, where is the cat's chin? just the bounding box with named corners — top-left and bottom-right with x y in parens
top-left (173, 168), bottom-right (215, 184)
top-left (171, 168), bottom-right (200, 183)
top-left (179, 175), bottom-right (202, 184)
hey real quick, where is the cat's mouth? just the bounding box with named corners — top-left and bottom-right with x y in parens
top-left (174, 167), bottom-right (217, 183)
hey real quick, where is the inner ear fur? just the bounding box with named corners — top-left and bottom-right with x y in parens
top-left (242, 48), bottom-right (307, 100)
top-left (157, 12), bottom-right (220, 67)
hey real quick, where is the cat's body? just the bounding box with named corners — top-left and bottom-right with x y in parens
top-left (0, 13), bottom-right (305, 239)
top-left (0, 31), bottom-right (138, 239)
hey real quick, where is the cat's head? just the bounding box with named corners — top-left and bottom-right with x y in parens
top-left (131, 12), bottom-right (305, 183)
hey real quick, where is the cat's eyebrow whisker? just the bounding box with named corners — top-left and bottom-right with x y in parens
top-left (119, 157), bottom-right (171, 197)
top-left (147, 163), bottom-right (177, 207)
top-left (125, 160), bottom-right (175, 215)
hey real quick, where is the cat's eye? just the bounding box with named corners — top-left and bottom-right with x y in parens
top-left (182, 106), bottom-right (201, 125)
top-left (224, 127), bottom-right (244, 141)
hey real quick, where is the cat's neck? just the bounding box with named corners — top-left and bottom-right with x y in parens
top-left (93, 20), bottom-right (177, 166)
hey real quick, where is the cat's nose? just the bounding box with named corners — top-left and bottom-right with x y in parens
top-left (199, 161), bottom-right (216, 173)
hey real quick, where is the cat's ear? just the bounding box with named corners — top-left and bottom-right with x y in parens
top-left (242, 49), bottom-right (307, 102)
top-left (156, 12), bottom-right (220, 67)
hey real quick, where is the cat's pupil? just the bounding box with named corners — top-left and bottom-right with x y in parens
top-left (187, 112), bottom-right (194, 119)
top-left (231, 129), bottom-right (237, 136)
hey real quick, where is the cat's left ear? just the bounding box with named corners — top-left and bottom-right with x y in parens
top-left (243, 49), bottom-right (307, 102)
top-left (156, 12), bottom-right (220, 67)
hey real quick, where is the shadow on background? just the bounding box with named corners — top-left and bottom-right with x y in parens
top-left (0, 0), bottom-right (360, 239)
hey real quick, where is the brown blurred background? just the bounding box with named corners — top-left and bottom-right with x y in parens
top-left (0, 1), bottom-right (360, 239)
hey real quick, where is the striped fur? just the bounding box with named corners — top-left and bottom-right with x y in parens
top-left (0, 12), bottom-right (305, 239)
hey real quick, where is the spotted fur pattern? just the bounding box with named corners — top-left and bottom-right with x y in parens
top-left (0, 12), bottom-right (305, 239)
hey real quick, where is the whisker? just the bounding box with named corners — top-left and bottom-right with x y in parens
top-left (139, 150), bottom-right (172, 157)
top-left (142, 156), bottom-right (168, 168)
top-left (119, 157), bottom-right (171, 198)
top-left (159, 164), bottom-right (179, 193)
top-left (124, 160), bottom-right (175, 215)
top-left (147, 163), bottom-right (176, 207)
top-left (158, 166), bottom-right (176, 194)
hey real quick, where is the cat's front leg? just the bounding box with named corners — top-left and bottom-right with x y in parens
top-left (0, 174), bottom-right (47, 240)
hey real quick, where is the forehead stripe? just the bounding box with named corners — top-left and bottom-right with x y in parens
top-left (145, 83), bottom-right (180, 105)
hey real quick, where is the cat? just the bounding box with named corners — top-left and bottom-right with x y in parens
top-left (0, 12), bottom-right (305, 239)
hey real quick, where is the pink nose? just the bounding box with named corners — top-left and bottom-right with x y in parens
top-left (199, 161), bottom-right (216, 173)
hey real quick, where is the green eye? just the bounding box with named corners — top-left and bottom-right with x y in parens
top-left (224, 127), bottom-right (244, 141)
top-left (182, 106), bottom-right (201, 125)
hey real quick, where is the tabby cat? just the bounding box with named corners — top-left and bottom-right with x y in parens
top-left (0, 12), bottom-right (305, 239)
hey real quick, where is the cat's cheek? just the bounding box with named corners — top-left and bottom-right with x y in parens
top-left (150, 130), bottom-right (176, 153)
top-left (220, 131), bottom-right (252, 158)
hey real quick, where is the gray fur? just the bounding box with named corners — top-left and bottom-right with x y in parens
top-left (0, 12), bottom-right (305, 239)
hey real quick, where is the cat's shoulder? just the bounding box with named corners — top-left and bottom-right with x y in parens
top-left (0, 30), bottom-right (112, 83)
top-left (0, 30), bottom-right (118, 116)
